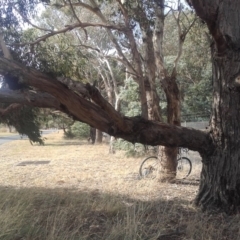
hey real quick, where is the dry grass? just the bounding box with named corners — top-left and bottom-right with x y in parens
top-left (0, 131), bottom-right (17, 136)
top-left (0, 131), bottom-right (239, 240)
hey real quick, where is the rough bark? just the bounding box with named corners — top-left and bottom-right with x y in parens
top-left (159, 74), bottom-right (181, 180)
top-left (190, 0), bottom-right (240, 212)
top-left (196, 48), bottom-right (240, 213)
top-left (0, 103), bottom-right (22, 116)
top-left (139, 4), bottom-right (162, 122)
top-left (0, 89), bottom-right (61, 109)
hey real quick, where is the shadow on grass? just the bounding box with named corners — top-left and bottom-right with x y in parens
top-left (0, 186), bottom-right (238, 240)
top-left (175, 179), bottom-right (200, 186)
top-left (44, 141), bottom-right (85, 146)
top-left (16, 161), bottom-right (51, 166)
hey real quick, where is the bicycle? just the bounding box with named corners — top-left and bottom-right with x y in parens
top-left (139, 148), bottom-right (192, 179)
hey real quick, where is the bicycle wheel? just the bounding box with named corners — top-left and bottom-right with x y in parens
top-left (176, 157), bottom-right (192, 179)
top-left (139, 156), bottom-right (159, 179)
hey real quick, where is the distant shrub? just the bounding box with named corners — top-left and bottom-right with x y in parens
top-left (70, 122), bottom-right (90, 139)
top-left (63, 130), bottom-right (75, 139)
top-left (114, 139), bottom-right (147, 157)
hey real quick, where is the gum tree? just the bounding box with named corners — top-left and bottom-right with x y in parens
top-left (186, 0), bottom-right (240, 212)
top-left (1, 0), bottom-right (240, 212)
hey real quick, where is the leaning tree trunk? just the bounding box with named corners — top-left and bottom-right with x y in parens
top-left (196, 48), bottom-right (240, 213)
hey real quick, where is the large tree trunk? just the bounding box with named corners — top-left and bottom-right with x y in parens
top-left (196, 48), bottom-right (240, 213)
top-left (189, 0), bottom-right (240, 213)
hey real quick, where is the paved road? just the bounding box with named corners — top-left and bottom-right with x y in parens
top-left (0, 130), bottom-right (57, 145)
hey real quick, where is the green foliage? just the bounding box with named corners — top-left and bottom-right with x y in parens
top-left (70, 122), bottom-right (90, 139)
top-left (114, 138), bottom-right (146, 157)
top-left (0, 0), bottom-right (49, 52)
top-left (16, 27), bottom-right (89, 80)
top-left (119, 78), bottom-right (141, 117)
top-left (163, 15), bottom-right (212, 121)
top-left (36, 109), bottom-right (74, 131)
top-left (179, 20), bottom-right (212, 121)
top-left (63, 129), bottom-right (75, 139)
top-left (182, 75), bottom-right (212, 121)
top-left (0, 105), bottom-right (44, 145)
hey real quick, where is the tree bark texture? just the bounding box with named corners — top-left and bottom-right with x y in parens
top-left (196, 49), bottom-right (240, 213)
top-left (191, 0), bottom-right (240, 212)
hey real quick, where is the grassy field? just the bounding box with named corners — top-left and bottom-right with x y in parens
top-left (0, 131), bottom-right (239, 240)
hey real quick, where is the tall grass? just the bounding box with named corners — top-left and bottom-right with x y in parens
top-left (1, 187), bottom-right (240, 240)
top-left (0, 132), bottom-right (240, 239)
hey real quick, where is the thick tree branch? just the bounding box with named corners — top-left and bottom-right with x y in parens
top-left (56, 76), bottom-right (90, 98)
top-left (119, 117), bottom-right (212, 153)
top-left (0, 57), bottom-right (118, 132)
top-left (0, 103), bottom-right (22, 116)
top-left (0, 57), bottom-right (212, 153)
top-left (0, 89), bottom-right (61, 109)
top-left (85, 83), bottom-right (128, 131)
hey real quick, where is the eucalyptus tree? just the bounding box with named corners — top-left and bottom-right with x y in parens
top-left (163, 15), bottom-right (212, 121)
top-left (1, 0), bottom-right (240, 213)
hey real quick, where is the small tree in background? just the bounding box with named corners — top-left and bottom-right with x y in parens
top-left (71, 121), bottom-right (90, 139)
